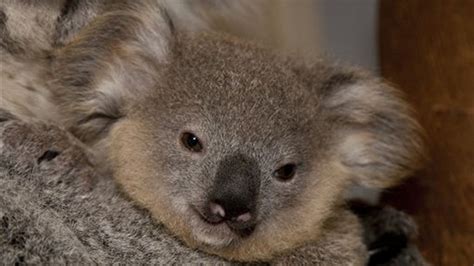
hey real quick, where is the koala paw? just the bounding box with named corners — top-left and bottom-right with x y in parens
top-left (350, 203), bottom-right (424, 266)
top-left (0, 108), bottom-right (96, 186)
top-left (367, 231), bottom-right (408, 266)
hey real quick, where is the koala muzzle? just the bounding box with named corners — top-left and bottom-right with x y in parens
top-left (203, 154), bottom-right (260, 236)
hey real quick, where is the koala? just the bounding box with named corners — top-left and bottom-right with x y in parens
top-left (0, 0), bottom-right (425, 263)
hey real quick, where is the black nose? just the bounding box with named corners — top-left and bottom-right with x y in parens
top-left (203, 154), bottom-right (260, 235)
top-left (208, 196), bottom-right (253, 223)
top-left (204, 199), bottom-right (255, 237)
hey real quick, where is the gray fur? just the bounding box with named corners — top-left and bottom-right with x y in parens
top-left (0, 0), bottom-right (63, 56)
top-left (0, 111), bottom-right (426, 265)
top-left (0, 111), bottom-right (228, 264)
top-left (1, 0), bottom-right (426, 263)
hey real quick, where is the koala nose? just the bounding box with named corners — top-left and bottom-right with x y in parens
top-left (204, 154), bottom-right (260, 235)
top-left (206, 198), bottom-right (255, 237)
top-left (208, 198), bottom-right (253, 223)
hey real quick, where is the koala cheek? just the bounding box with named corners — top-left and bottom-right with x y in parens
top-left (108, 120), bottom-right (158, 203)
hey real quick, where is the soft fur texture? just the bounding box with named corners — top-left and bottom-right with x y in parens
top-left (0, 110), bottom-right (426, 265)
top-left (1, 1), bottom-right (426, 263)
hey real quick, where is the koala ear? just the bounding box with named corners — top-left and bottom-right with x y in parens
top-left (52, 2), bottom-right (175, 143)
top-left (331, 77), bottom-right (425, 189)
top-left (296, 62), bottom-right (425, 189)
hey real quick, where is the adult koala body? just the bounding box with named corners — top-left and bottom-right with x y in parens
top-left (1, 0), bottom-right (424, 262)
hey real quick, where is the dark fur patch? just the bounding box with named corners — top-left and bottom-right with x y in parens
top-left (0, 116), bottom-right (9, 123)
top-left (24, 85), bottom-right (36, 92)
top-left (60, 0), bottom-right (80, 18)
top-left (368, 232), bottom-right (408, 266)
top-left (350, 202), bottom-right (413, 266)
top-left (77, 112), bottom-right (121, 125)
top-left (0, 108), bottom-right (16, 123)
top-left (37, 150), bottom-right (61, 164)
top-left (0, 8), bottom-right (6, 26)
top-left (0, 9), bottom-right (23, 54)
top-left (1, 9), bottom-right (15, 53)
top-left (55, 0), bottom-right (80, 39)
top-left (319, 72), bottom-right (356, 98)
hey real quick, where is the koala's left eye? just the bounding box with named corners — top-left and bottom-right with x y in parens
top-left (273, 163), bottom-right (297, 181)
top-left (181, 132), bottom-right (203, 152)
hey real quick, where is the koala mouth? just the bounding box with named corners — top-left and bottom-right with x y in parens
top-left (191, 206), bottom-right (256, 238)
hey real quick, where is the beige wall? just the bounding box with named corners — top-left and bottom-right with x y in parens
top-left (209, 0), bottom-right (379, 71)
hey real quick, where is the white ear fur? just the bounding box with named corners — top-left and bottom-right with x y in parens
top-left (326, 81), bottom-right (424, 190)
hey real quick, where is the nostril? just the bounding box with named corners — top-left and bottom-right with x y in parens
top-left (234, 212), bottom-right (252, 223)
top-left (209, 202), bottom-right (226, 219)
top-left (210, 196), bottom-right (254, 221)
top-left (226, 216), bottom-right (256, 237)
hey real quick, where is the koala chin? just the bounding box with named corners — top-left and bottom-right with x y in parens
top-left (0, 1), bottom-right (424, 262)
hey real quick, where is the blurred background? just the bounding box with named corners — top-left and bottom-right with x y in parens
top-left (205, 0), bottom-right (474, 265)
top-left (206, 0), bottom-right (379, 70)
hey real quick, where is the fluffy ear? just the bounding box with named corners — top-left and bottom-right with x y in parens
top-left (297, 62), bottom-right (425, 189)
top-left (52, 1), bottom-right (174, 144)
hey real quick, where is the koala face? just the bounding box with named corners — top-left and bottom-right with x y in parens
top-left (106, 33), bottom-right (423, 261)
top-left (123, 89), bottom-right (321, 247)
top-left (108, 34), bottom-right (334, 259)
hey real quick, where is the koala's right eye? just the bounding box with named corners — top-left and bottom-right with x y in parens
top-left (181, 132), bottom-right (203, 152)
top-left (273, 163), bottom-right (297, 181)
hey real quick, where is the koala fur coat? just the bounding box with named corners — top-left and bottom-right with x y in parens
top-left (0, 110), bottom-right (426, 265)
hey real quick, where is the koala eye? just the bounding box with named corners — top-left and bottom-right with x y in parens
top-left (273, 163), bottom-right (297, 181)
top-left (181, 132), bottom-right (203, 152)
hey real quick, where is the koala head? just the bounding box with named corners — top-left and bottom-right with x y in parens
top-left (101, 33), bottom-right (424, 261)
